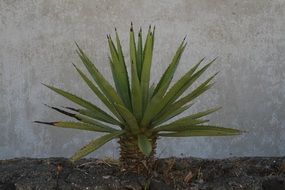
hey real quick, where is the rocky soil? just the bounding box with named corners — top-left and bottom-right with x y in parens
top-left (0, 157), bottom-right (284, 190)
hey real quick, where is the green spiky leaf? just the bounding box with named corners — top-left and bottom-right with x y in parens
top-left (141, 58), bottom-right (205, 127)
top-left (43, 84), bottom-right (119, 125)
top-left (130, 26), bottom-right (143, 121)
top-left (138, 134), bottom-right (152, 156)
top-left (154, 119), bottom-right (208, 132)
top-left (130, 60), bottom-right (143, 121)
top-left (153, 39), bottom-right (186, 96)
top-left (108, 34), bottom-right (132, 110)
top-left (71, 131), bottom-right (124, 162)
top-left (159, 125), bottom-right (242, 137)
top-left (136, 28), bottom-right (143, 78)
top-left (73, 64), bottom-right (122, 121)
top-left (114, 103), bottom-right (140, 133)
top-left (152, 104), bottom-right (193, 126)
top-left (141, 27), bottom-right (154, 111)
top-left (35, 121), bottom-right (117, 133)
top-left (76, 44), bottom-right (125, 107)
top-left (168, 72), bottom-right (218, 113)
top-left (64, 107), bottom-right (120, 125)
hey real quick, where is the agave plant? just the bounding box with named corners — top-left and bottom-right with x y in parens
top-left (36, 25), bottom-right (241, 173)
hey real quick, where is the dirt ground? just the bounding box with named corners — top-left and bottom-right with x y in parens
top-left (0, 157), bottom-right (284, 190)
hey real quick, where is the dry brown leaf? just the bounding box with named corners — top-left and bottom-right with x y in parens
top-left (184, 170), bottom-right (194, 183)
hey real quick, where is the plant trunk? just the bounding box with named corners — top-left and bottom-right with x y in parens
top-left (118, 136), bottom-right (157, 174)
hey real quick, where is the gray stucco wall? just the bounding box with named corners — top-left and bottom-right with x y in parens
top-left (0, 0), bottom-right (285, 159)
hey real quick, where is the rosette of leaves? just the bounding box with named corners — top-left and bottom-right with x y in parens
top-left (36, 25), bottom-right (241, 174)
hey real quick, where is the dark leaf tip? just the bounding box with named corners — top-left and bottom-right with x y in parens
top-left (214, 71), bottom-right (220, 77)
top-left (34, 121), bottom-right (56, 126)
top-left (74, 41), bottom-right (80, 48)
top-left (50, 106), bottom-right (76, 118)
top-left (71, 63), bottom-right (77, 68)
top-left (41, 83), bottom-right (49, 87)
top-left (65, 107), bottom-right (79, 112)
top-left (43, 103), bottom-right (51, 108)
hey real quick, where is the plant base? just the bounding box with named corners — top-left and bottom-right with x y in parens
top-left (118, 136), bottom-right (157, 174)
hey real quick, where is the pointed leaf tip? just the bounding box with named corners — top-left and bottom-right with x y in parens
top-left (48, 105), bottom-right (76, 118)
top-left (72, 63), bottom-right (77, 68)
top-left (43, 103), bottom-right (50, 108)
top-left (65, 107), bottom-right (79, 112)
top-left (41, 83), bottom-right (48, 87)
top-left (212, 57), bottom-right (218, 62)
top-left (34, 121), bottom-right (56, 125)
top-left (212, 71), bottom-right (220, 78)
top-left (74, 41), bottom-right (79, 48)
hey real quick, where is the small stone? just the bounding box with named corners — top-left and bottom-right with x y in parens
top-left (102, 175), bottom-right (111, 179)
top-left (197, 179), bottom-right (204, 184)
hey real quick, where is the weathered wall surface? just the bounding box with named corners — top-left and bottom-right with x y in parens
top-left (0, 0), bottom-right (284, 159)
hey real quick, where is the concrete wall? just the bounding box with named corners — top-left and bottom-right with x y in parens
top-left (0, 0), bottom-right (285, 159)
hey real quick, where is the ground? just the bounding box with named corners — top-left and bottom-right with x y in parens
top-left (0, 157), bottom-right (284, 190)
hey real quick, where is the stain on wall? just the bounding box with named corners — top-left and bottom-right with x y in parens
top-left (0, 0), bottom-right (284, 159)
